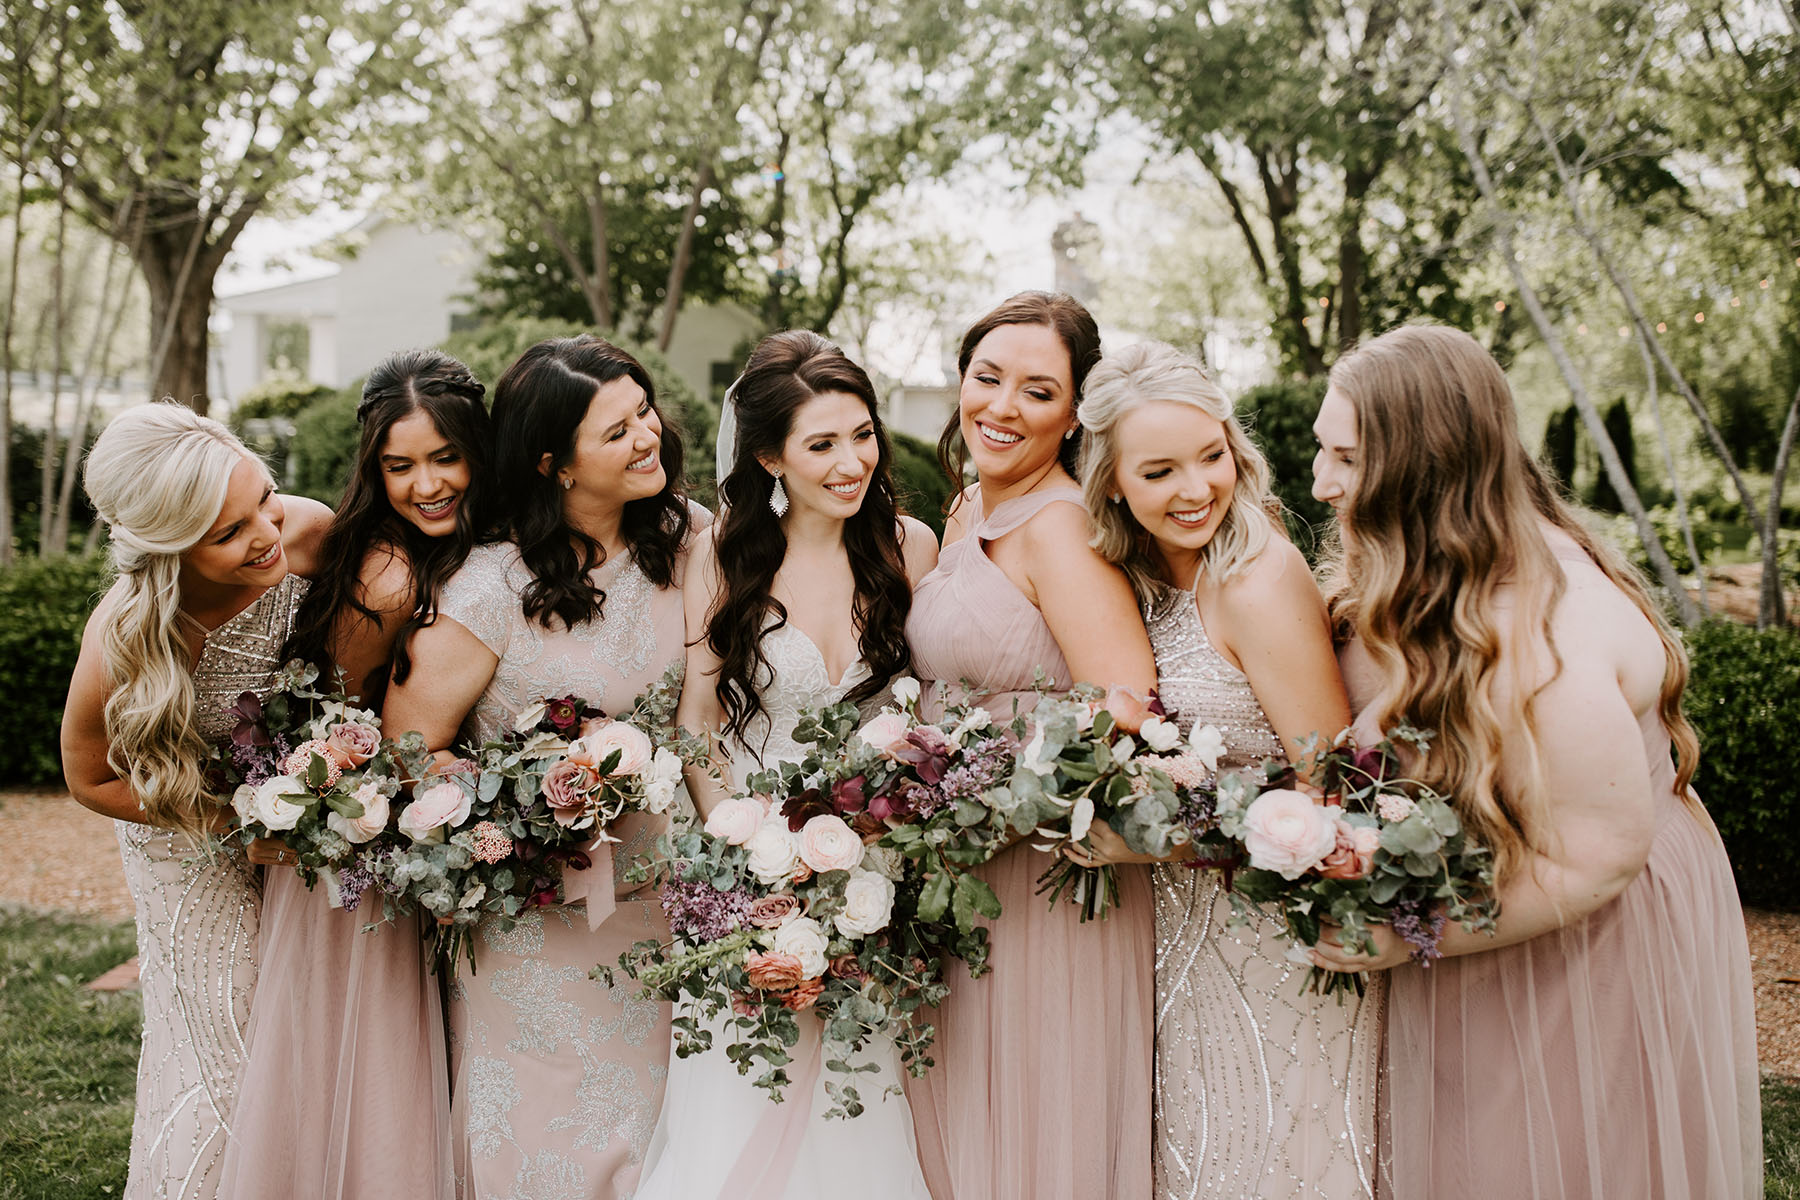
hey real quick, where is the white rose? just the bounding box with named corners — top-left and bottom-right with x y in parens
top-left (247, 776), bottom-right (308, 832)
top-left (951, 707), bottom-right (992, 743)
top-left (890, 676), bottom-right (921, 708)
top-left (1139, 715), bottom-right (1182, 753)
top-left (1189, 725), bottom-right (1226, 773)
top-left (643, 747), bottom-right (682, 814)
top-left (326, 780), bottom-right (391, 844)
top-left (770, 915), bottom-right (831, 977)
top-left (835, 869), bottom-right (896, 937)
top-left (859, 842), bottom-right (906, 881)
top-left (745, 817), bottom-right (803, 884)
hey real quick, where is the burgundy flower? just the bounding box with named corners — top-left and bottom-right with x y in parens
top-left (831, 775), bottom-right (868, 816)
top-left (228, 692), bottom-right (270, 748)
top-left (893, 726), bottom-right (952, 786)
top-left (545, 696), bottom-right (582, 732)
top-left (1146, 688), bottom-right (1168, 718)
top-left (869, 780), bottom-right (928, 823)
top-left (782, 787), bottom-right (832, 832)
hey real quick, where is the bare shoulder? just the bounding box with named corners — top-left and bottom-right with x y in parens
top-left (684, 497), bottom-right (715, 532)
top-left (897, 515), bottom-right (940, 584)
top-left (352, 543), bottom-right (417, 617)
top-left (280, 496), bottom-right (335, 577)
top-left (75, 580), bottom-right (126, 656)
top-left (1218, 538), bottom-right (1316, 609)
top-left (1016, 493), bottom-right (1099, 564)
top-left (941, 484), bottom-right (979, 547)
top-left (683, 521), bottom-right (721, 582)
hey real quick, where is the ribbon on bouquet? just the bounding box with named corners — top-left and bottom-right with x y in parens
top-left (558, 836), bottom-right (616, 931)
top-left (717, 1015), bottom-right (824, 1200)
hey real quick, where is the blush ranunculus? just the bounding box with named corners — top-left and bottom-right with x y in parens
top-left (705, 796), bottom-right (766, 846)
top-left (855, 711), bottom-right (911, 757)
top-left (1317, 818), bottom-right (1380, 880)
top-left (571, 720), bottom-right (654, 778)
top-left (1241, 789), bottom-right (1340, 880)
top-left (397, 781), bottom-right (473, 842)
top-left (745, 950), bottom-right (805, 991)
top-left (323, 722), bottom-right (381, 769)
top-left (798, 814), bottom-right (863, 874)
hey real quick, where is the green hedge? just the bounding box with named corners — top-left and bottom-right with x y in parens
top-left (1235, 378), bottom-right (1333, 560)
top-left (1683, 620), bottom-right (1800, 910)
top-left (0, 554), bottom-right (111, 786)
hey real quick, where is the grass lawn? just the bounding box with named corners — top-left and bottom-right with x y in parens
top-left (0, 907), bottom-right (136, 1200)
top-left (0, 905), bottom-right (1797, 1197)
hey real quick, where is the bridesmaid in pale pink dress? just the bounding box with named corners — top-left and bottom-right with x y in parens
top-left (1308, 325), bottom-right (1761, 1199)
top-left (904, 291), bottom-right (1159, 1200)
top-left (220, 350), bottom-right (491, 1198)
top-left (386, 335), bottom-right (706, 1200)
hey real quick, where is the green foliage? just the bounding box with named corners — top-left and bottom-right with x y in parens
top-left (288, 386), bottom-right (362, 505)
top-left (0, 908), bottom-right (139, 1200)
top-left (1596, 506), bottom-right (1728, 576)
top-left (1767, 1076), bottom-right (1800, 1197)
top-left (1541, 405), bottom-right (1579, 491)
top-left (1235, 378), bottom-right (1333, 559)
top-left (888, 431), bottom-right (951, 536)
top-left (230, 378), bottom-right (336, 425)
top-left (1588, 398), bottom-right (1639, 513)
top-left (1683, 621), bottom-right (1800, 910)
top-left (9, 425), bottom-right (98, 557)
top-left (0, 554), bottom-right (111, 786)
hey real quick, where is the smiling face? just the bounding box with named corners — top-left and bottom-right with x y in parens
top-left (1112, 399), bottom-right (1237, 575)
top-left (558, 375), bottom-right (666, 510)
top-left (957, 322), bottom-right (1078, 485)
top-left (762, 390), bottom-right (881, 522)
top-left (180, 456), bottom-right (287, 587)
top-left (1310, 385), bottom-right (1360, 524)
top-left (379, 408), bottom-right (472, 538)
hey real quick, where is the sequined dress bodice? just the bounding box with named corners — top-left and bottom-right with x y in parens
top-left (116, 571), bottom-right (306, 1200)
top-left (1142, 577), bottom-right (1380, 1200)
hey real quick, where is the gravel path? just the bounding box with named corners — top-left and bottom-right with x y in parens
top-left (5, 788), bottom-right (1798, 1075)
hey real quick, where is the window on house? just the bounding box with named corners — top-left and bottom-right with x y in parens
top-left (265, 320), bottom-right (310, 377)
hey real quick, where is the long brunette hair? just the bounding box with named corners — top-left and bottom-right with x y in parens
top-left (490, 335), bottom-right (690, 628)
top-left (709, 330), bottom-right (911, 742)
top-left (285, 349), bottom-right (491, 703)
top-left (1321, 324), bottom-right (1699, 887)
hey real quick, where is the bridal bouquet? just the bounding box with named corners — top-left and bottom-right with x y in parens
top-left (368, 665), bottom-right (692, 970)
top-left (212, 659), bottom-right (408, 898)
top-left (1020, 688), bottom-right (1230, 921)
top-left (1213, 724), bottom-right (1499, 996)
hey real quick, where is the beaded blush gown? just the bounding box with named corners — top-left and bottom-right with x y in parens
top-left (114, 572), bottom-right (304, 1200)
top-left (632, 622), bottom-right (930, 1200)
top-left (1341, 541), bottom-right (1761, 1199)
top-left (903, 486), bottom-right (1156, 1200)
top-left (1142, 576), bottom-right (1379, 1200)
top-left (433, 534), bottom-right (701, 1200)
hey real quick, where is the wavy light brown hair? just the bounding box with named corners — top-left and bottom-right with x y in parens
top-left (1321, 324), bottom-right (1699, 886)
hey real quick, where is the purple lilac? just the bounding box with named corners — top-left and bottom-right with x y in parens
top-left (1390, 899), bottom-right (1448, 966)
top-left (931, 736), bottom-right (1014, 816)
top-left (661, 879), bottom-right (756, 942)
top-left (336, 861), bottom-right (377, 913)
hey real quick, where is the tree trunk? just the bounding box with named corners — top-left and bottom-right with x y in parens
top-left (1449, 73), bottom-right (1699, 624)
top-left (1256, 148), bottom-right (1325, 376)
top-left (137, 239), bottom-right (218, 412)
top-left (1760, 381), bottom-right (1800, 628)
top-left (657, 157), bottom-right (715, 352)
top-left (585, 185), bottom-right (613, 331)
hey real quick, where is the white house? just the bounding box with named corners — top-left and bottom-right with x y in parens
top-left (212, 214), bottom-right (761, 406)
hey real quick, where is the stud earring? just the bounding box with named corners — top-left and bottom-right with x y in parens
top-left (1110, 493), bottom-right (1123, 504)
top-left (561, 476), bottom-right (574, 491)
top-left (769, 471), bottom-right (789, 517)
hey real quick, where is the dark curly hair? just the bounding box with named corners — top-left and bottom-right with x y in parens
top-left (935, 290), bottom-right (1103, 502)
top-left (489, 335), bottom-right (691, 629)
top-left (284, 348), bottom-right (492, 706)
top-left (709, 330), bottom-right (911, 743)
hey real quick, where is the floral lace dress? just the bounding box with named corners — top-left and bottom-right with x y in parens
top-left (435, 536), bottom-right (698, 1200)
top-left (115, 572), bottom-right (305, 1200)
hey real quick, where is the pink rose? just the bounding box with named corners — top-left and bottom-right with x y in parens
top-left (798, 814), bottom-right (863, 874)
top-left (1317, 818), bottom-right (1380, 880)
top-left (745, 950), bottom-right (805, 991)
top-left (569, 720), bottom-right (653, 778)
top-left (324, 721), bottom-right (380, 770)
top-left (704, 797), bottom-right (764, 846)
top-left (397, 781), bottom-right (473, 841)
top-left (828, 953), bottom-right (871, 985)
top-left (1241, 789), bottom-right (1340, 880)
top-left (856, 711), bottom-right (911, 757)
top-left (781, 977), bottom-right (825, 1011)
top-left (434, 757), bottom-right (480, 780)
top-left (540, 759), bottom-right (597, 827)
top-left (747, 895), bottom-right (799, 929)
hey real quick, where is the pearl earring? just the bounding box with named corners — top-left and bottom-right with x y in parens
top-left (769, 471), bottom-right (789, 517)
top-left (561, 476), bottom-right (574, 491)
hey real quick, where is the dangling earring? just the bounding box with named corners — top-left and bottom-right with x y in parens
top-left (769, 471), bottom-right (789, 517)
top-left (1109, 493), bottom-right (1123, 504)
top-left (1063, 427), bottom-right (1077, 440)
top-left (560, 475), bottom-right (574, 491)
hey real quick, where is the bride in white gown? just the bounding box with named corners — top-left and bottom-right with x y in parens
top-left (635, 330), bottom-right (938, 1199)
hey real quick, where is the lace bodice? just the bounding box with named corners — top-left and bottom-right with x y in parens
top-left (1143, 579), bottom-right (1284, 771)
top-left (722, 622), bottom-right (875, 792)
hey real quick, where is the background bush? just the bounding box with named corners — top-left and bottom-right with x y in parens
top-left (1683, 620), bottom-right (1800, 910)
top-left (0, 554), bottom-right (111, 785)
top-left (1235, 378), bottom-right (1333, 561)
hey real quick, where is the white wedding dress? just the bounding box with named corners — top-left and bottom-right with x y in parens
top-left (632, 622), bottom-right (931, 1200)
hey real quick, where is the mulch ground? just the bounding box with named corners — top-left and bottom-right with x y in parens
top-left (4, 788), bottom-right (1798, 1074)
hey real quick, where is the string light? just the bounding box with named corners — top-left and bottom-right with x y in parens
top-left (1577, 323), bottom-right (1589, 334)
top-left (1618, 326), bottom-right (1630, 338)
top-left (1762, 279), bottom-right (1772, 288)
top-left (1318, 296), bottom-right (1330, 307)
top-left (1695, 312), bottom-right (1705, 323)
top-left (1494, 300), bottom-right (1507, 312)
top-left (1731, 296), bottom-right (1741, 307)
top-left (1656, 322), bottom-right (1668, 332)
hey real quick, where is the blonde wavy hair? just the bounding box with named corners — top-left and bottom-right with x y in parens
top-left (1321, 325), bottom-right (1699, 886)
top-left (1078, 340), bottom-right (1279, 605)
top-left (83, 402), bottom-right (265, 835)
